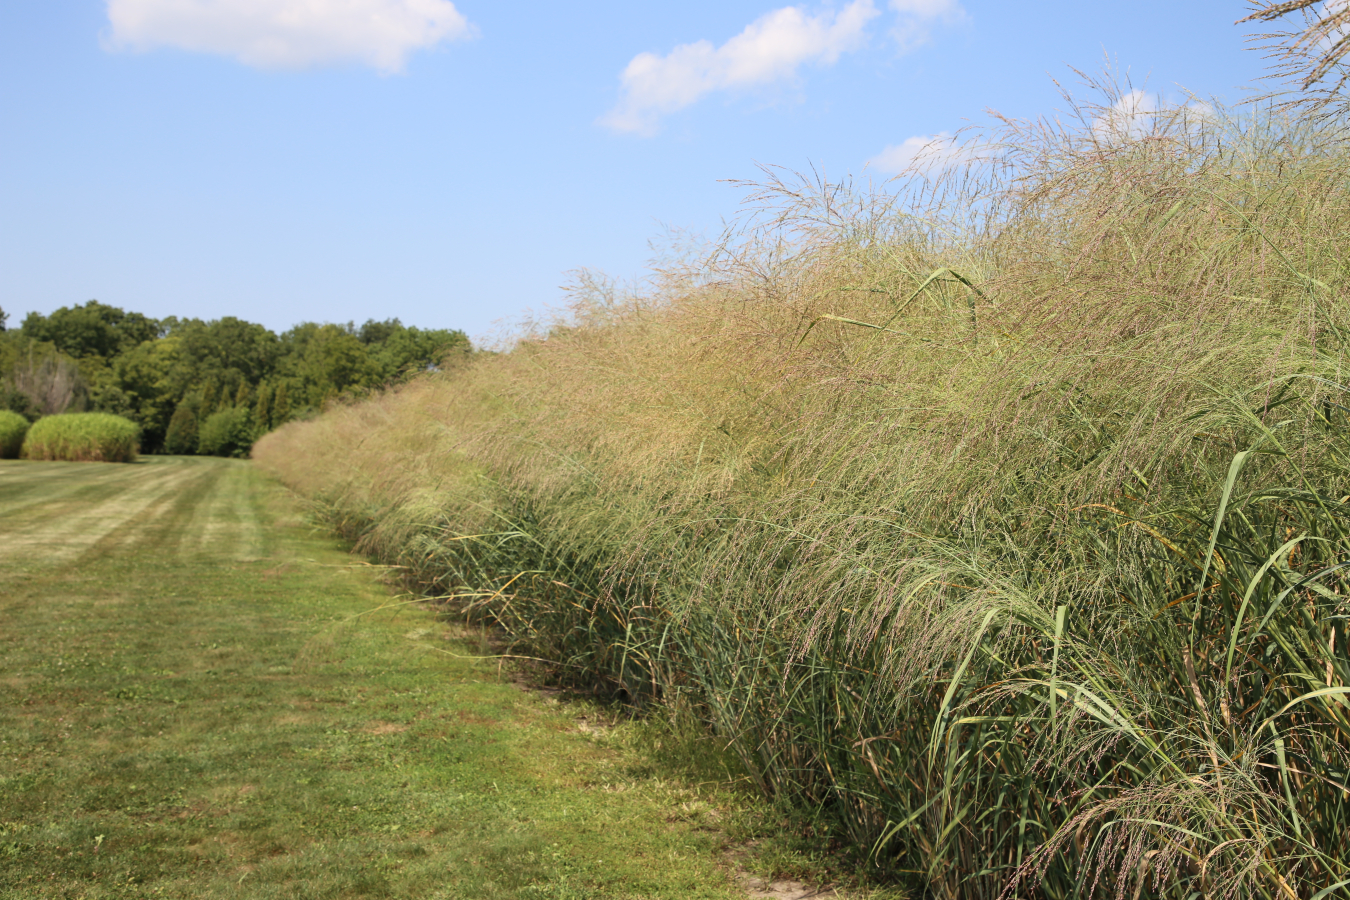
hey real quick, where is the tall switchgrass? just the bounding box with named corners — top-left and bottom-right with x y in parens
top-left (24, 413), bottom-right (140, 462)
top-left (0, 410), bottom-right (29, 459)
top-left (255, 97), bottom-right (1350, 898)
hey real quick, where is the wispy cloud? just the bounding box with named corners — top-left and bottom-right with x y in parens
top-left (601, 1), bottom-right (881, 136)
top-left (868, 131), bottom-right (983, 176)
top-left (1089, 90), bottom-right (1214, 142)
top-left (1090, 89), bottom-right (1160, 141)
top-left (872, 91), bottom-right (1213, 177)
top-left (104, 0), bottom-right (477, 74)
top-left (889, 0), bottom-right (967, 52)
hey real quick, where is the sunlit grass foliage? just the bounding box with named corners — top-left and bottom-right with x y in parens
top-left (23, 412), bottom-right (140, 462)
top-left (0, 409), bottom-right (28, 458)
top-left (255, 95), bottom-right (1350, 898)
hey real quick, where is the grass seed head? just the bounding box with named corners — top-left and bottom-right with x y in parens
top-left (255, 93), bottom-right (1350, 899)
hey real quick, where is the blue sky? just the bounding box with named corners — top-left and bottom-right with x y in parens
top-left (0, 2), bottom-right (1272, 343)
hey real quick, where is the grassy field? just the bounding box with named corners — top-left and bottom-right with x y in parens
top-left (0, 457), bottom-right (811, 900)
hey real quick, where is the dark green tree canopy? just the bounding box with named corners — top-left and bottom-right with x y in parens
top-left (3, 302), bottom-right (470, 455)
top-left (357, 318), bottom-right (402, 345)
top-left (166, 316), bottom-right (281, 389)
top-left (22, 301), bottom-right (162, 360)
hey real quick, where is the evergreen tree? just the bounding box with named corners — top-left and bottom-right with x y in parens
top-left (272, 383), bottom-right (290, 425)
top-left (200, 379), bottom-right (219, 415)
top-left (253, 382), bottom-right (273, 433)
top-left (164, 403), bottom-right (199, 455)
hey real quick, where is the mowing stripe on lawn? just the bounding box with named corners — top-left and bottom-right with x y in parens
top-left (0, 457), bottom-right (770, 900)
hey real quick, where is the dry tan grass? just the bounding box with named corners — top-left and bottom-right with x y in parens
top-left (256, 97), bottom-right (1350, 898)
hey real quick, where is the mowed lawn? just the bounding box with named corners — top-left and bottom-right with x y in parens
top-left (0, 457), bottom-right (752, 900)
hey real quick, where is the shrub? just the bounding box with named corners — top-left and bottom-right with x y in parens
top-left (22, 413), bottom-right (139, 462)
top-left (197, 407), bottom-right (253, 458)
top-left (164, 403), bottom-right (199, 455)
top-left (0, 409), bottom-right (29, 458)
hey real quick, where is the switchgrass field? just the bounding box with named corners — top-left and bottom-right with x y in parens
top-left (0, 457), bottom-right (824, 900)
top-left (254, 97), bottom-right (1350, 898)
top-left (0, 410), bottom-right (27, 458)
top-left (21, 412), bottom-right (140, 462)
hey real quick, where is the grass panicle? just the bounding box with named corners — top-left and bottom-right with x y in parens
top-left (23, 412), bottom-right (140, 462)
top-left (255, 95), bottom-right (1350, 898)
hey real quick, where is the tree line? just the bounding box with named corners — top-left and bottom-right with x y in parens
top-left (0, 301), bottom-right (469, 455)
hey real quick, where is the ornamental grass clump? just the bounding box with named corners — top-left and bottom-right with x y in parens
top-left (23, 413), bottom-right (140, 462)
top-left (0, 410), bottom-right (29, 459)
top-left (255, 92), bottom-right (1350, 898)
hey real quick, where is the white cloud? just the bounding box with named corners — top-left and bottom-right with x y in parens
top-left (104, 0), bottom-right (476, 73)
top-left (1090, 90), bottom-right (1161, 142)
top-left (1182, 99), bottom-right (1217, 131)
top-left (1089, 91), bottom-right (1216, 143)
top-left (889, 0), bottom-right (960, 12)
top-left (868, 131), bottom-right (982, 176)
top-left (889, 0), bottom-right (965, 52)
top-left (601, 0), bottom-right (880, 136)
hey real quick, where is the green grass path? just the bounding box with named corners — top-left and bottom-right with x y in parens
top-left (0, 458), bottom-right (750, 899)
